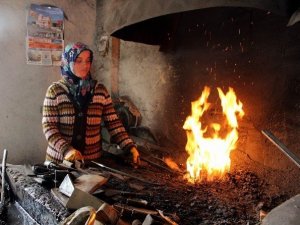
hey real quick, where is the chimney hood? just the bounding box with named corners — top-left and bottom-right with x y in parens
top-left (101, 0), bottom-right (300, 45)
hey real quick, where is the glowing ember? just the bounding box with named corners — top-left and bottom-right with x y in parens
top-left (183, 86), bottom-right (244, 183)
top-left (163, 157), bottom-right (182, 173)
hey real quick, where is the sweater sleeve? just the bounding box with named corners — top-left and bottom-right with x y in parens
top-left (42, 85), bottom-right (70, 155)
top-left (102, 87), bottom-right (136, 153)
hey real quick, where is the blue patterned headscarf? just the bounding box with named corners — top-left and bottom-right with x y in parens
top-left (61, 42), bottom-right (96, 108)
top-left (61, 42), bottom-right (93, 82)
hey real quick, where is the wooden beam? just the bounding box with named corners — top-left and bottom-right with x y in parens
top-left (111, 37), bottom-right (120, 98)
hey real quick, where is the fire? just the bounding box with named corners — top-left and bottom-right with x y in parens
top-left (183, 86), bottom-right (244, 183)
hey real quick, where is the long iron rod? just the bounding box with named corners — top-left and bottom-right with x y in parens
top-left (261, 130), bottom-right (300, 168)
top-left (1, 149), bottom-right (7, 204)
top-left (140, 156), bottom-right (181, 174)
top-left (91, 161), bottom-right (160, 185)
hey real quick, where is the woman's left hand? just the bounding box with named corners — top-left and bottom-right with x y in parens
top-left (64, 147), bottom-right (84, 163)
top-left (130, 147), bottom-right (140, 168)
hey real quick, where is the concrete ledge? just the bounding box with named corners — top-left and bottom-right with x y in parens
top-left (262, 194), bottom-right (300, 225)
top-left (6, 165), bottom-right (70, 225)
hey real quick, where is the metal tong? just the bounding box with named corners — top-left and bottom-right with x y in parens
top-left (1, 149), bottom-right (8, 204)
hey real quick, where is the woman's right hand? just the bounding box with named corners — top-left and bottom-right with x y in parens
top-left (64, 147), bottom-right (84, 162)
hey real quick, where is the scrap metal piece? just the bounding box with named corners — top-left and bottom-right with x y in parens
top-left (52, 186), bottom-right (105, 211)
top-left (59, 174), bottom-right (74, 197)
top-left (66, 188), bottom-right (104, 210)
top-left (261, 130), bottom-right (300, 168)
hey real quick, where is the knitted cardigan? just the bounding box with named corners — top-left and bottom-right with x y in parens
top-left (42, 79), bottom-right (135, 163)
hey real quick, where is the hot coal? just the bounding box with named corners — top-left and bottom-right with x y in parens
top-left (100, 162), bottom-right (290, 225)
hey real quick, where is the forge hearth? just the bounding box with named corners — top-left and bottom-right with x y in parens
top-left (5, 156), bottom-right (293, 225)
top-left (105, 5), bottom-right (300, 199)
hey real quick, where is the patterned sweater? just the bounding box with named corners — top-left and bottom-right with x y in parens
top-left (42, 79), bottom-right (135, 163)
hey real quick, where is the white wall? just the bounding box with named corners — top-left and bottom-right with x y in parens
top-left (118, 41), bottom-right (174, 137)
top-left (0, 0), bottom-right (96, 164)
top-left (96, 2), bottom-right (175, 142)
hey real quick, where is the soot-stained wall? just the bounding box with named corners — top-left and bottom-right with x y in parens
top-left (161, 8), bottom-right (297, 146)
top-left (156, 8), bottom-right (300, 182)
top-left (97, 4), bottom-right (300, 181)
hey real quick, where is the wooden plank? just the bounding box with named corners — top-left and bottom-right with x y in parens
top-left (74, 174), bottom-right (108, 194)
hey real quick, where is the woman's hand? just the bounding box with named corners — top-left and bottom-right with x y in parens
top-left (64, 147), bottom-right (84, 162)
top-left (130, 147), bottom-right (140, 168)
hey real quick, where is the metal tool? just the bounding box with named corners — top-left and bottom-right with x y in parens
top-left (0, 149), bottom-right (8, 223)
top-left (92, 161), bottom-right (160, 185)
top-left (32, 162), bottom-right (70, 187)
top-left (1, 149), bottom-right (7, 204)
top-left (140, 156), bottom-right (182, 174)
top-left (138, 148), bottom-right (184, 175)
top-left (103, 188), bottom-right (147, 197)
top-left (262, 130), bottom-right (300, 168)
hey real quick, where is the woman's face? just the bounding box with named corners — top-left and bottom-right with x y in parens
top-left (73, 50), bottom-right (92, 79)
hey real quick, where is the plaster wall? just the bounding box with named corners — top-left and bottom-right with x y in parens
top-left (118, 42), bottom-right (174, 137)
top-left (0, 0), bottom-right (97, 164)
top-left (95, 2), bottom-right (175, 142)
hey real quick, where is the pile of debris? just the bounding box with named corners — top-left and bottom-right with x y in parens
top-left (23, 154), bottom-right (183, 225)
top-left (21, 150), bottom-right (288, 225)
top-left (2, 130), bottom-right (294, 225)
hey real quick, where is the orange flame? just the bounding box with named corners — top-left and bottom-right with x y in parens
top-left (183, 86), bottom-right (244, 183)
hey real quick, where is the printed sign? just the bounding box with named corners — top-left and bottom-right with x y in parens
top-left (26, 4), bottom-right (64, 66)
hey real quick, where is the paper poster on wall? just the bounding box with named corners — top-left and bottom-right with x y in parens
top-left (26, 4), bottom-right (64, 66)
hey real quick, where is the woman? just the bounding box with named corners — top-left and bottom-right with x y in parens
top-left (42, 42), bottom-right (140, 166)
